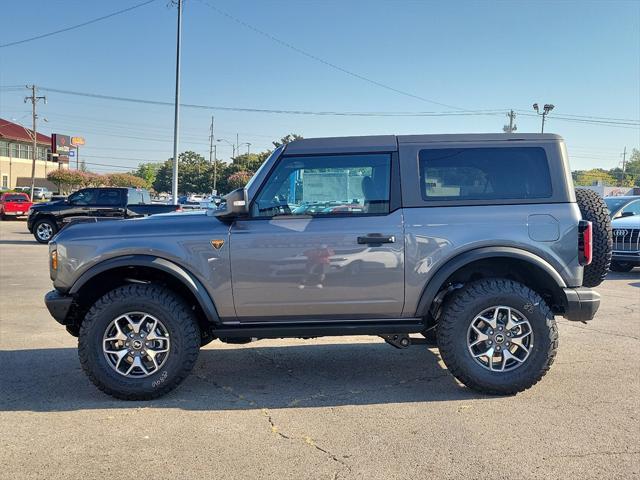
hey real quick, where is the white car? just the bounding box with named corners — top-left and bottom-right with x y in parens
top-left (610, 215), bottom-right (640, 272)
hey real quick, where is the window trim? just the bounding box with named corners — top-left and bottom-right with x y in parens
top-left (246, 150), bottom-right (400, 221)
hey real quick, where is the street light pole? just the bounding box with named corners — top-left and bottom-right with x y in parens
top-left (209, 115), bottom-right (217, 193)
top-left (170, 0), bottom-right (183, 205)
top-left (533, 103), bottom-right (554, 133)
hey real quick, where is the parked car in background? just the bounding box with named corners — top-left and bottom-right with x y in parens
top-left (27, 187), bottom-right (182, 243)
top-left (610, 215), bottom-right (640, 272)
top-left (0, 192), bottom-right (33, 220)
top-left (604, 196), bottom-right (640, 219)
top-left (32, 187), bottom-right (53, 201)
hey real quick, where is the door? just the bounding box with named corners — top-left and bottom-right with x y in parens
top-left (229, 151), bottom-right (404, 321)
top-left (94, 188), bottom-right (126, 217)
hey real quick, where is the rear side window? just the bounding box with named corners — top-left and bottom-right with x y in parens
top-left (419, 147), bottom-right (552, 201)
top-left (128, 190), bottom-right (144, 204)
top-left (97, 189), bottom-right (122, 206)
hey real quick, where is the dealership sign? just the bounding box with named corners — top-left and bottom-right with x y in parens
top-left (51, 134), bottom-right (71, 164)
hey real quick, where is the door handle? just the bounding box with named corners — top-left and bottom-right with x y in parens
top-left (357, 234), bottom-right (395, 245)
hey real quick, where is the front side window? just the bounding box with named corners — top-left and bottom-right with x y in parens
top-left (419, 147), bottom-right (552, 201)
top-left (251, 153), bottom-right (391, 218)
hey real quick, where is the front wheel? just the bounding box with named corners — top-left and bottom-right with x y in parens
top-left (33, 218), bottom-right (57, 243)
top-left (437, 279), bottom-right (558, 395)
top-left (78, 284), bottom-right (200, 400)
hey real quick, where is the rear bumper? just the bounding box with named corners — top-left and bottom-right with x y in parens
top-left (44, 290), bottom-right (74, 325)
top-left (562, 287), bottom-right (600, 322)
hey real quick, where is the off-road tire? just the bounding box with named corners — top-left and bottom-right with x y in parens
top-left (575, 188), bottom-right (612, 287)
top-left (437, 279), bottom-right (558, 395)
top-left (33, 218), bottom-right (57, 244)
top-left (610, 261), bottom-right (635, 273)
top-left (78, 284), bottom-right (200, 400)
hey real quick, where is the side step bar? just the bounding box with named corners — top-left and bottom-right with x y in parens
top-left (213, 319), bottom-right (425, 339)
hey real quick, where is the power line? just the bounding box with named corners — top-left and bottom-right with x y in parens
top-left (0, 0), bottom-right (159, 48)
top-left (194, 0), bottom-right (467, 111)
top-left (38, 86), bottom-right (506, 117)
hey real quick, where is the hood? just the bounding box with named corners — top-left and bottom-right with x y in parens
top-left (54, 209), bottom-right (219, 242)
top-left (612, 215), bottom-right (640, 229)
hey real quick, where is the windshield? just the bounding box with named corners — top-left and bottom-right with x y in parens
top-left (3, 194), bottom-right (29, 202)
top-left (604, 198), bottom-right (627, 214)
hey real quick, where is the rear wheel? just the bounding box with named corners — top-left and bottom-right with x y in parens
top-left (610, 261), bottom-right (635, 272)
top-left (575, 188), bottom-right (612, 287)
top-left (78, 284), bottom-right (200, 400)
top-left (437, 279), bottom-right (558, 395)
top-left (33, 218), bottom-right (57, 243)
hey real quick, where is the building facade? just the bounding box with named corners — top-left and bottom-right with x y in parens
top-left (0, 118), bottom-right (66, 190)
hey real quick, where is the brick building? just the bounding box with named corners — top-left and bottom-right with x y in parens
top-left (0, 117), bottom-right (66, 190)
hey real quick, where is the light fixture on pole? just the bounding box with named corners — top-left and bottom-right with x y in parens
top-left (533, 103), bottom-right (554, 133)
top-left (217, 138), bottom-right (236, 158)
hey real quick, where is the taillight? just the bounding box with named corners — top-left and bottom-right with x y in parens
top-left (578, 220), bottom-right (592, 266)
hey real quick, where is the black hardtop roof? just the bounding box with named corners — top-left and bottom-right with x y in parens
top-left (284, 133), bottom-right (563, 155)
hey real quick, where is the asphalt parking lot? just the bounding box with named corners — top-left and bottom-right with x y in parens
top-left (1, 220), bottom-right (639, 479)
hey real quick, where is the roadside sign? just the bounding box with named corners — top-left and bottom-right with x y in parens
top-left (71, 137), bottom-right (85, 146)
top-left (69, 150), bottom-right (75, 157)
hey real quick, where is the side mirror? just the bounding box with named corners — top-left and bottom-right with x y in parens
top-left (620, 211), bottom-right (635, 218)
top-left (212, 188), bottom-right (248, 218)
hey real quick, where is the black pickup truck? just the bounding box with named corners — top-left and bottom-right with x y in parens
top-left (27, 187), bottom-right (181, 243)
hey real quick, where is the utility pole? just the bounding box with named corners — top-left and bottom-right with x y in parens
top-left (24, 85), bottom-right (46, 201)
top-left (503, 110), bottom-right (517, 133)
top-left (170, 0), bottom-right (183, 204)
top-left (209, 115), bottom-right (217, 193)
top-left (621, 146), bottom-right (627, 185)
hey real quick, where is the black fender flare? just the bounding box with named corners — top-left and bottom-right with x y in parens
top-left (69, 254), bottom-right (220, 323)
top-left (414, 246), bottom-right (567, 317)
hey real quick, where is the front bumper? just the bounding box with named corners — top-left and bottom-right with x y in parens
top-left (562, 287), bottom-right (600, 322)
top-left (45, 290), bottom-right (74, 325)
top-left (612, 251), bottom-right (640, 265)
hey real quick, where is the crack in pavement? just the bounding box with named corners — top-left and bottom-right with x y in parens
top-left (208, 379), bottom-right (352, 476)
top-left (548, 450), bottom-right (640, 459)
top-left (557, 321), bottom-right (639, 341)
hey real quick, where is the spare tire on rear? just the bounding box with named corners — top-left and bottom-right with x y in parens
top-left (575, 188), bottom-right (612, 287)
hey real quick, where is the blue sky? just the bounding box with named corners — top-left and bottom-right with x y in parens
top-left (1, 0), bottom-right (638, 173)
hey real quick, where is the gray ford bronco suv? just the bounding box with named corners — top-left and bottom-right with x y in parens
top-left (44, 133), bottom-right (612, 400)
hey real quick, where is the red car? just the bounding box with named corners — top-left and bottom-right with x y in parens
top-left (0, 192), bottom-right (33, 220)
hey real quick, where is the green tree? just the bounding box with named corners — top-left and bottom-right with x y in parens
top-left (272, 133), bottom-right (303, 148)
top-left (132, 162), bottom-right (161, 189)
top-left (573, 169), bottom-right (617, 187)
top-left (625, 148), bottom-right (640, 186)
top-left (104, 173), bottom-right (147, 188)
top-left (153, 159), bottom-right (173, 193)
top-left (227, 171), bottom-right (253, 190)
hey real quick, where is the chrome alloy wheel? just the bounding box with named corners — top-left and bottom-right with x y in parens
top-left (103, 312), bottom-right (171, 378)
top-left (36, 223), bottom-right (53, 241)
top-left (467, 306), bottom-right (533, 372)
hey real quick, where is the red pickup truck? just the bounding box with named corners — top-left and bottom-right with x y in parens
top-left (0, 192), bottom-right (33, 220)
